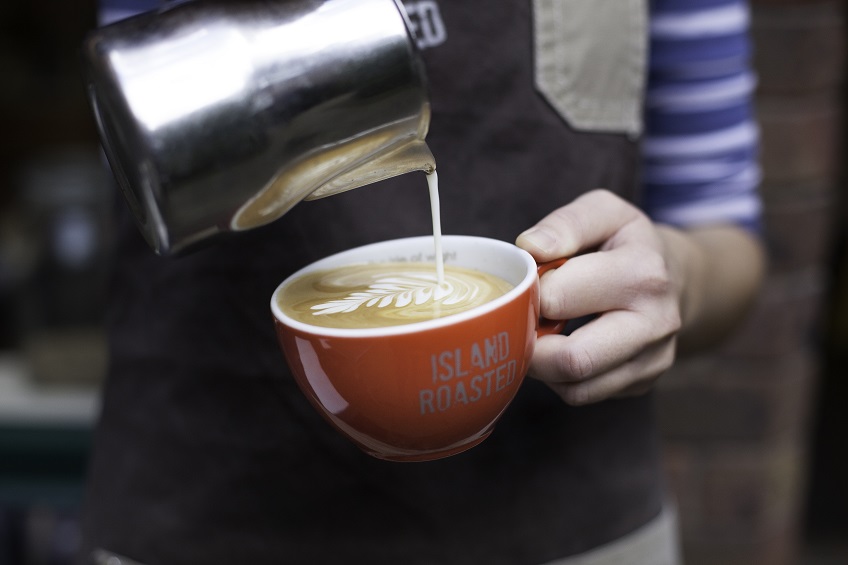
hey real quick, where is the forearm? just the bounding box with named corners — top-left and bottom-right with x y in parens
top-left (660, 223), bottom-right (766, 355)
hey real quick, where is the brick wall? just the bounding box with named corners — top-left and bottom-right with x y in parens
top-left (655, 1), bottom-right (845, 564)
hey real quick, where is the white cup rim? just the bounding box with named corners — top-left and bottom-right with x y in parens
top-left (271, 235), bottom-right (537, 338)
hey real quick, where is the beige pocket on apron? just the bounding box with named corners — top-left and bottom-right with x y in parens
top-left (533, 0), bottom-right (648, 136)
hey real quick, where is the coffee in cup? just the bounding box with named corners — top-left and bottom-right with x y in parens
top-left (277, 262), bottom-right (513, 329)
top-left (271, 235), bottom-right (565, 462)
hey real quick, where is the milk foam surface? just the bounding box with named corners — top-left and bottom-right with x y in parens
top-left (279, 262), bottom-right (513, 329)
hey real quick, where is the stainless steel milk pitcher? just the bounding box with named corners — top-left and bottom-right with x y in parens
top-left (82, 0), bottom-right (434, 255)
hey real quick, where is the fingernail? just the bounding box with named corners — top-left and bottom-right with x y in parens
top-left (518, 227), bottom-right (556, 254)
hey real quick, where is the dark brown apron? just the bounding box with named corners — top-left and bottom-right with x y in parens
top-left (80, 2), bottom-right (662, 563)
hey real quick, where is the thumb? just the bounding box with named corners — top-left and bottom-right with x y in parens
top-left (516, 189), bottom-right (641, 261)
top-left (516, 224), bottom-right (576, 262)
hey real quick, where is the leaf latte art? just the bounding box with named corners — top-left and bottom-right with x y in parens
top-left (279, 262), bottom-right (513, 329)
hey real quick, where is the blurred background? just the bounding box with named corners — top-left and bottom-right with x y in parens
top-left (0, 0), bottom-right (846, 563)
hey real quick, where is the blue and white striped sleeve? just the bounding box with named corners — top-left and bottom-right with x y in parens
top-left (99, 0), bottom-right (159, 25)
top-left (641, 0), bottom-right (762, 234)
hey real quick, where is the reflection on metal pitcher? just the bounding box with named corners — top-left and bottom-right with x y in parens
top-left (82, 0), bottom-right (433, 255)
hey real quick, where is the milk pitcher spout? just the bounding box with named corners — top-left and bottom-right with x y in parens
top-left (82, 0), bottom-right (433, 255)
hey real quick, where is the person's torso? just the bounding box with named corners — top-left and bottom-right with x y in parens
top-left (82, 2), bottom-right (662, 564)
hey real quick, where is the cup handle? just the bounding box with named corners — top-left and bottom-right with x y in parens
top-left (536, 258), bottom-right (568, 337)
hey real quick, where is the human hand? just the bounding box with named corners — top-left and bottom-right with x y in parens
top-left (516, 189), bottom-right (685, 406)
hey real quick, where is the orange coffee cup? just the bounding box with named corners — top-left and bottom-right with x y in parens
top-left (271, 235), bottom-right (565, 461)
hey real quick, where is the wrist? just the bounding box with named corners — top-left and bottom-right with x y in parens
top-left (658, 223), bottom-right (765, 354)
top-left (656, 224), bottom-right (707, 348)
